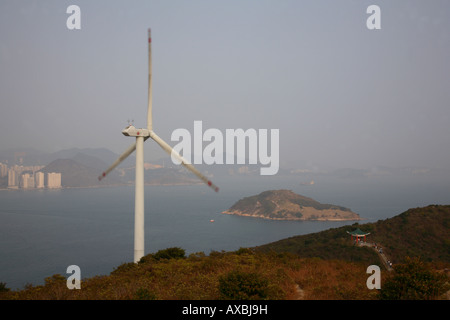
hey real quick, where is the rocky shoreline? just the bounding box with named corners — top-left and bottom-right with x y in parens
top-left (222, 190), bottom-right (361, 221)
top-left (221, 209), bottom-right (361, 221)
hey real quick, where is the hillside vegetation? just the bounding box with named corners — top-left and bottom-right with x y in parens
top-left (256, 205), bottom-right (450, 264)
top-left (1, 248), bottom-right (382, 300)
top-left (366, 205), bottom-right (450, 263)
top-left (1, 205), bottom-right (448, 300)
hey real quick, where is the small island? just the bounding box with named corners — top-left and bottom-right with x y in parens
top-left (222, 189), bottom-right (360, 221)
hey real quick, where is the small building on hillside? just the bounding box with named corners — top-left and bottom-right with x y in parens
top-left (347, 228), bottom-right (370, 243)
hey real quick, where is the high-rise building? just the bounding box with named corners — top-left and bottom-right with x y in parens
top-left (21, 173), bottom-right (35, 189)
top-left (0, 163), bottom-right (7, 178)
top-left (8, 169), bottom-right (18, 188)
top-left (28, 174), bottom-right (35, 188)
top-left (35, 172), bottom-right (45, 189)
top-left (20, 173), bottom-right (27, 188)
top-left (47, 172), bottom-right (62, 189)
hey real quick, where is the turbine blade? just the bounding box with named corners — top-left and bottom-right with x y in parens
top-left (149, 131), bottom-right (219, 192)
top-left (147, 28), bottom-right (153, 131)
top-left (98, 142), bottom-right (137, 181)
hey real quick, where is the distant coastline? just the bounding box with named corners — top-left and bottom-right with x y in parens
top-left (222, 209), bottom-right (360, 221)
top-left (0, 181), bottom-right (202, 191)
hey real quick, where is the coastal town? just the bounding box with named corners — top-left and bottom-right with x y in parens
top-left (0, 162), bottom-right (61, 189)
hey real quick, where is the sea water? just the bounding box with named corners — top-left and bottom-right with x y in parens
top-left (1, 173), bottom-right (449, 290)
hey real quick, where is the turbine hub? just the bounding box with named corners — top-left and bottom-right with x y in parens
top-left (122, 125), bottom-right (150, 137)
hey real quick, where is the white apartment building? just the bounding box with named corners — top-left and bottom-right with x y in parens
top-left (8, 168), bottom-right (19, 188)
top-left (47, 172), bottom-right (62, 189)
top-left (21, 173), bottom-right (35, 189)
top-left (0, 163), bottom-right (8, 178)
top-left (35, 171), bottom-right (45, 189)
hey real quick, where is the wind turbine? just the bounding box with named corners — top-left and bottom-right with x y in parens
top-left (98, 29), bottom-right (219, 263)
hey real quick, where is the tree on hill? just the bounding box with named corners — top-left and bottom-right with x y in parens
top-left (380, 256), bottom-right (449, 300)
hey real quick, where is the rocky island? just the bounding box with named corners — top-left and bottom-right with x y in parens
top-left (222, 189), bottom-right (360, 221)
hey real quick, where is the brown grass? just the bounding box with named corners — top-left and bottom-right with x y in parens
top-left (0, 250), bottom-right (382, 300)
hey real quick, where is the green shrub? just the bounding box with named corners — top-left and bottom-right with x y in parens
top-left (44, 274), bottom-right (66, 285)
top-left (218, 270), bottom-right (269, 300)
top-left (137, 254), bottom-right (154, 264)
top-left (134, 287), bottom-right (157, 300)
top-left (380, 257), bottom-right (449, 300)
top-left (0, 282), bottom-right (10, 293)
top-left (153, 247), bottom-right (186, 261)
top-left (111, 262), bottom-right (137, 275)
top-left (235, 247), bottom-right (253, 255)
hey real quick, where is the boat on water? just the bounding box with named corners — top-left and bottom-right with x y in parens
top-left (301, 180), bottom-right (315, 186)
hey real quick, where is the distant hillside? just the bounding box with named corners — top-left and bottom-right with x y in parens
top-left (222, 189), bottom-right (360, 221)
top-left (144, 167), bottom-right (205, 186)
top-left (255, 205), bottom-right (450, 264)
top-left (0, 147), bottom-right (135, 168)
top-left (364, 205), bottom-right (450, 263)
top-left (40, 159), bottom-right (121, 188)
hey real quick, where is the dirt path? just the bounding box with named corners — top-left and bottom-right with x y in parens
top-left (291, 241), bottom-right (393, 299)
top-left (358, 241), bottom-right (393, 271)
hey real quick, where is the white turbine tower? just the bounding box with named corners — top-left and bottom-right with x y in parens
top-left (99, 29), bottom-right (219, 263)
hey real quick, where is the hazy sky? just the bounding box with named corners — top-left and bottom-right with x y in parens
top-left (1, 1), bottom-right (449, 170)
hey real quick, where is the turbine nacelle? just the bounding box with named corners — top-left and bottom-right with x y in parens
top-left (122, 125), bottom-right (150, 137)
